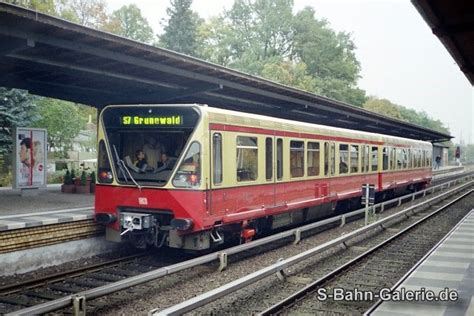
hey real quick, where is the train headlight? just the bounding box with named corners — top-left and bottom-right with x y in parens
top-left (171, 218), bottom-right (193, 231)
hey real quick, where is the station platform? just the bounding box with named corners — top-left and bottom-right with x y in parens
top-left (432, 165), bottom-right (466, 179)
top-left (0, 185), bottom-right (93, 231)
top-left (371, 209), bottom-right (474, 315)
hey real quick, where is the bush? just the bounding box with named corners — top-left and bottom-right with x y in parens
top-left (0, 170), bottom-right (12, 187)
top-left (90, 171), bottom-right (96, 183)
top-left (63, 169), bottom-right (73, 185)
top-left (80, 171), bottom-right (87, 185)
top-left (48, 171), bottom-right (65, 184)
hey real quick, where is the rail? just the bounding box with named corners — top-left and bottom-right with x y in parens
top-left (260, 191), bottom-right (473, 315)
top-left (151, 183), bottom-right (473, 315)
top-left (8, 175), bottom-right (473, 316)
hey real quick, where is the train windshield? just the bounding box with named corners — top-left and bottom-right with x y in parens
top-left (100, 106), bottom-right (200, 186)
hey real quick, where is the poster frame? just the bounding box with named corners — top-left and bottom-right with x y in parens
top-left (12, 127), bottom-right (48, 189)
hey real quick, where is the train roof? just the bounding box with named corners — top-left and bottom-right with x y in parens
top-left (0, 2), bottom-right (451, 143)
top-left (203, 105), bottom-right (432, 148)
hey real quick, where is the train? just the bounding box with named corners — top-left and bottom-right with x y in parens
top-left (94, 104), bottom-right (433, 250)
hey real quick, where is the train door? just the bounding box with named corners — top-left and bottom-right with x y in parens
top-left (323, 142), bottom-right (335, 197)
top-left (265, 137), bottom-right (276, 206)
top-left (274, 137), bottom-right (285, 206)
top-left (209, 131), bottom-right (224, 215)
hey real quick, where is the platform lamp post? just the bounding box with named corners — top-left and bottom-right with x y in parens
top-left (362, 184), bottom-right (375, 225)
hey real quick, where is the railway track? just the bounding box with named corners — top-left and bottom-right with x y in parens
top-left (3, 177), bottom-right (472, 315)
top-left (0, 251), bottom-right (187, 315)
top-left (155, 186), bottom-right (473, 315)
top-left (261, 191), bottom-right (473, 315)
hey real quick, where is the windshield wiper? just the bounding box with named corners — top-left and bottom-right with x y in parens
top-left (112, 145), bottom-right (142, 191)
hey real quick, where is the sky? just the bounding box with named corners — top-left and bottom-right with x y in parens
top-left (107, 0), bottom-right (473, 144)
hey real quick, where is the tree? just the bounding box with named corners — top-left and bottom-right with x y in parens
top-left (33, 98), bottom-right (85, 158)
top-left (292, 7), bottom-right (365, 105)
top-left (363, 97), bottom-right (403, 120)
top-left (261, 59), bottom-right (322, 93)
top-left (59, 0), bottom-right (108, 29)
top-left (160, 0), bottom-right (202, 56)
top-left (222, 0), bottom-right (294, 74)
top-left (363, 97), bottom-right (450, 134)
top-left (104, 4), bottom-right (154, 43)
top-left (3, 0), bottom-right (57, 15)
top-left (197, 1), bottom-right (366, 105)
top-left (0, 88), bottom-right (39, 156)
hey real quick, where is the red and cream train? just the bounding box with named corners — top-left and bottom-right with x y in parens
top-left (95, 104), bottom-right (432, 250)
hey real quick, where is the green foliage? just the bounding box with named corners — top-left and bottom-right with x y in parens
top-left (0, 170), bottom-right (13, 187)
top-left (159, 0), bottom-right (202, 56)
top-left (63, 169), bottom-right (73, 185)
top-left (104, 4), bottom-right (154, 43)
top-left (33, 98), bottom-right (86, 157)
top-left (47, 170), bottom-right (64, 184)
top-left (225, 0), bottom-right (294, 69)
top-left (70, 168), bottom-right (76, 180)
top-left (0, 88), bottom-right (39, 155)
top-left (261, 60), bottom-right (321, 93)
top-left (4, 0), bottom-right (58, 15)
top-left (60, 0), bottom-right (108, 29)
top-left (80, 170), bottom-right (87, 185)
top-left (363, 97), bottom-right (450, 134)
top-left (89, 170), bottom-right (96, 183)
top-left (198, 0), bottom-right (366, 106)
top-left (363, 97), bottom-right (404, 120)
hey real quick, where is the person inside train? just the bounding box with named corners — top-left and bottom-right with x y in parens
top-left (339, 159), bottom-right (348, 173)
top-left (154, 152), bottom-right (177, 173)
top-left (134, 149), bottom-right (148, 173)
top-left (143, 135), bottom-right (163, 170)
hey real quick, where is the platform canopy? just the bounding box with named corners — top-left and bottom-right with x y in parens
top-left (412, 0), bottom-right (474, 85)
top-left (0, 3), bottom-right (452, 142)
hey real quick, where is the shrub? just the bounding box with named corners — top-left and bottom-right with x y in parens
top-left (90, 171), bottom-right (96, 183)
top-left (48, 171), bottom-right (64, 184)
top-left (63, 169), bottom-right (73, 185)
top-left (80, 171), bottom-right (87, 185)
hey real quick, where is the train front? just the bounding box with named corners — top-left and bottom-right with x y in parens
top-left (94, 104), bottom-right (209, 249)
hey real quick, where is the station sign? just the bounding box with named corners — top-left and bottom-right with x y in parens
top-left (361, 184), bottom-right (375, 206)
top-left (12, 127), bottom-right (47, 189)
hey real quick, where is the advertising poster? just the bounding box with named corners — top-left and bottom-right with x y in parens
top-left (13, 127), bottom-right (47, 189)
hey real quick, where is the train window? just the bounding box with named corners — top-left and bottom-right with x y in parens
top-left (364, 145), bottom-right (370, 172)
top-left (361, 145), bottom-right (366, 172)
top-left (213, 133), bottom-right (223, 185)
top-left (390, 148), bottom-right (396, 170)
top-left (396, 148), bottom-right (402, 170)
top-left (427, 150), bottom-right (432, 167)
top-left (290, 140), bottom-right (304, 177)
top-left (371, 146), bottom-right (379, 171)
top-left (324, 142), bottom-right (329, 176)
top-left (97, 140), bottom-right (113, 183)
top-left (401, 149), bottom-right (407, 169)
top-left (407, 149), bottom-right (412, 168)
top-left (265, 138), bottom-right (273, 181)
top-left (383, 147), bottom-right (389, 171)
top-left (339, 144), bottom-right (349, 174)
top-left (236, 136), bottom-right (258, 182)
top-left (350, 145), bottom-right (359, 173)
top-left (325, 142), bottom-right (335, 176)
top-left (277, 138), bottom-right (283, 180)
top-left (307, 142), bottom-right (320, 176)
top-left (173, 142), bottom-right (201, 188)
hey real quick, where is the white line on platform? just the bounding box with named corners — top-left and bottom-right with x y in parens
top-left (0, 206), bottom-right (93, 220)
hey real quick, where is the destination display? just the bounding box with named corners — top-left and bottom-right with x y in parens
top-left (121, 115), bottom-right (183, 126)
top-left (102, 106), bottom-right (199, 130)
